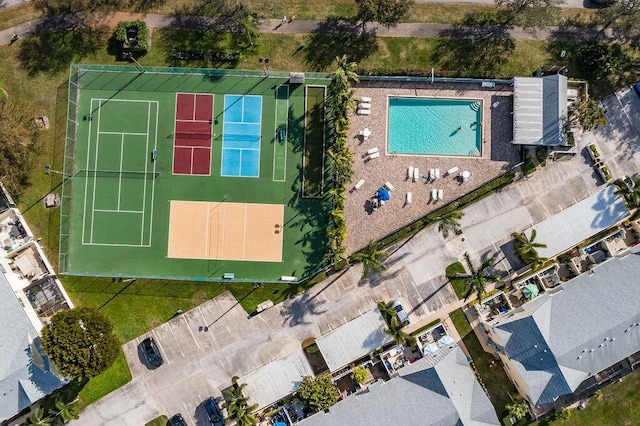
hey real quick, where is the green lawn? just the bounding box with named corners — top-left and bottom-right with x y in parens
top-left (146, 416), bottom-right (169, 426)
top-left (450, 308), bottom-right (514, 419)
top-left (446, 261), bottom-right (467, 300)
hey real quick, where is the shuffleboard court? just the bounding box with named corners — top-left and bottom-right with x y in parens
top-left (167, 201), bottom-right (284, 262)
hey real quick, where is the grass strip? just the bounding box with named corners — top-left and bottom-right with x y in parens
top-left (446, 262), bottom-right (467, 300)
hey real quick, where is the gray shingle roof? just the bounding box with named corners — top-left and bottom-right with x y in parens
top-left (490, 253), bottom-right (640, 405)
top-left (0, 272), bottom-right (66, 421)
top-left (300, 346), bottom-right (499, 426)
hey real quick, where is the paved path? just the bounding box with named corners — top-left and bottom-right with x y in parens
top-left (0, 12), bottom-right (616, 45)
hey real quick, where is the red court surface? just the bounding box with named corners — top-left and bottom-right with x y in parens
top-left (173, 93), bottom-right (213, 175)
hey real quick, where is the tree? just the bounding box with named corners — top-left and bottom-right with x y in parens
top-left (495, 0), bottom-right (566, 29)
top-left (350, 365), bottom-right (369, 385)
top-left (435, 207), bottom-right (464, 238)
top-left (23, 409), bottom-right (52, 426)
top-left (506, 400), bottom-right (529, 420)
top-left (575, 42), bottom-right (625, 82)
top-left (350, 240), bottom-right (388, 278)
top-left (570, 98), bottom-right (608, 131)
top-left (614, 175), bottom-right (640, 209)
top-left (458, 252), bottom-right (501, 301)
top-left (383, 316), bottom-right (410, 345)
top-left (355, 0), bottom-right (415, 29)
top-left (223, 383), bottom-right (258, 426)
top-left (512, 229), bottom-right (547, 269)
top-left (297, 374), bottom-right (339, 413)
top-left (377, 300), bottom-right (397, 323)
top-left (52, 397), bottom-right (80, 424)
top-left (41, 307), bottom-right (120, 381)
top-left (598, 0), bottom-right (640, 32)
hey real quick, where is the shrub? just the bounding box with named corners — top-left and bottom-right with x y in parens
top-left (350, 366), bottom-right (368, 384)
top-left (115, 20), bottom-right (149, 52)
top-left (297, 374), bottom-right (339, 413)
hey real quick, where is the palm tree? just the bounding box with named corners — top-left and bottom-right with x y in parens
top-left (23, 408), bottom-right (52, 426)
top-left (458, 252), bottom-right (501, 301)
top-left (53, 398), bottom-right (79, 424)
top-left (331, 55), bottom-right (360, 88)
top-left (512, 229), bottom-right (547, 268)
top-left (223, 383), bottom-right (258, 426)
top-left (614, 175), bottom-right (640, 209)
top-left (435, 208), bottom-right (464, 238)
top-left (382, 316), bottom-right (410, 345)
top-left (350, 240), bottom-right (388, 278)
top-left (377, 300), bottom-right (397, 323)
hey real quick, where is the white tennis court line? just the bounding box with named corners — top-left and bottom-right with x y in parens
top-left (273, 84), bottom-right (289, 182)
top-left (175, 119), bottom-right (212, 124)
top-left (82, 99), bottom-right (158, 248)
top-left (81, 98), bottom-right (95, 244)
top-left (148, 101), bottom-right (158, 246)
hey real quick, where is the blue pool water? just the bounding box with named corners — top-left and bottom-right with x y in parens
top-left (387, 97), bottom-right (482, 156)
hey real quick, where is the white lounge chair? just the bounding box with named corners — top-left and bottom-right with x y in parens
top-left (406, 192), bottom-right (412, 204)
top-left (357, 109), bottom-right (371, 116)
top-left (435, 168), bottom-right (440, 179)
top-left (359, 102), bottom-right (372, 109)
top-left (384, 181), bottom-right (395, 191)
top-left (369, 152), bottom-right (380, 160)
top-left (438, 189), bottom-right (444, 200)
top-left (431, 189), bottom-right (438, 201)
top-left (429, 169), bottom-right (436, 180)
top-left (354, 179), bottom-right (365, 190)
top-left (366, 147), bottom-right (379, 155)
top-left (407, 166), bottom-right (414, 180)
top-left (413, 167), bottom-right (419, 182)
top-left (360, 96), bottom-right (372, 103)
top-left (492, 101), bottom-right (500, 108)
top-left (447, 166), bottom-right (459, 176)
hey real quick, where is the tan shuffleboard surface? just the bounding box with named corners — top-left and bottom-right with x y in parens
top-left (167, 200), bottom-right (284, 262)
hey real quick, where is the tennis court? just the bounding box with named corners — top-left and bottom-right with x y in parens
top-left (221, 94), bottom-right (262, 177)
top-left (60, 65), bottom-right (333, 282)
top-left (81, 98), bottom-right (157, 247)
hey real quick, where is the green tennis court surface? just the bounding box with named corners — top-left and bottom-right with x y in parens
top-left (60, 65), bottom-right (333, 282)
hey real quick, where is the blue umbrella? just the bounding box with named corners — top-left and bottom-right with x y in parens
top-left (377, 187), bottom-right (390, 201)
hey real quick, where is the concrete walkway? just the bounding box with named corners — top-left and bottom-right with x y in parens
top-left (0, 12), bottom-right (617, 45)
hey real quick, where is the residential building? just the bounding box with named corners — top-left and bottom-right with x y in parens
top-left (485, 253), bottom-right (640, 418)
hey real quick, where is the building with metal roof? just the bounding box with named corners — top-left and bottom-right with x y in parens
top-left (513, 74), bottom-right (568, 146)
top-left (0, 271), bottom-right (67, 422)
top-left (486, 253), bottom-right (640, 417)
top-left (523, 185), bottom-right (629, 259)
top-left (238, 349), bottom-right (315, 411)
top-left (315, 309), bottom-right (392, 372)
top-left (300, 345), bottom-right (499, 426)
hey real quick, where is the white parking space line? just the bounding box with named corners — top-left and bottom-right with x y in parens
top-left (198, 307), bottom-right (216, 343)
top-left (183, 315), bottom-right (200, 349)
top-left (183, 402), bottom-right (195, 424)
top-left (151, 330), bottom-right (170, 365)
top-left (167, 323), bottom-right (186, 358)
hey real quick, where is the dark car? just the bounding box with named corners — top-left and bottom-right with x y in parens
top-left (204, 397), bottom-right (225, 425)
top-left (168, 414), bottom-right (187, 426)
top-left (634, 82), bottom-right (640, 97)
top-left (141, 337), bottom-right (163, 368)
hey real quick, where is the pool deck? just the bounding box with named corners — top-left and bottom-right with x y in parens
top-left (345, 81), bottom-right (520, 253)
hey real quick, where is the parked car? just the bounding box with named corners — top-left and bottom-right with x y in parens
top-left (169, 414), bottom-right (187, 426)
top-left (634, 82), bottom-right (640, 97)
top-left (204, 397), bottom-right (225, 425)
top-left (391, 300), bottom-right (409, 325)
top-left (140, 337), bottom-right (163, 368)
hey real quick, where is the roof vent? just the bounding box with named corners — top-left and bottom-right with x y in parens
top-left (534, 344), bottom-right (538, 348)
top-left (599, 344), bottom-right (603, 348)
top-left (589, 349), bottom-right (594, 353)
top-left (577, 356), bottom-right (581, 360)
top-left (611, 338), bottom-right (615, 342)
top-left (625, 329), bottom-right (629, 333)
top-left (582, 349), bottom-right (587, 353)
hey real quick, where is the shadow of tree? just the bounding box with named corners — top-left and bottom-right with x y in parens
top-left (432, 23), bottom-right (515, 78)
top-left (304, 18), bottom-right (379, 71)
top-left (156, 28), bottom-right (228, 68)
top-left (18, 25), bottom-right (110, 76)
top-left (279, 291), bottom-right (328, 327)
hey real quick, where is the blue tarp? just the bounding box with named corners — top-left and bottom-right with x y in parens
top-left (377, 187), bottom-right (390, 201)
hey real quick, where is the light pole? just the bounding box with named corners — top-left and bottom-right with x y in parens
top-left (124, 52), bottom-right (145, 73)
top-left (44, 164), bottom-right (71, 178)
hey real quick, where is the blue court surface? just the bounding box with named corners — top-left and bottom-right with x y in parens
top-left (222, 94), bottom-right (262, 177)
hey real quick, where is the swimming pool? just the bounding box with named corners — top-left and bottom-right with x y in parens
top-left (387, 97), bottom-right (482, 156)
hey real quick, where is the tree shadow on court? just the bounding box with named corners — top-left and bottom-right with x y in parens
top-left (18, 25), bottom-right (110, 76)
top-left (431, 16), bottom-right (515, 78)
top-left (304, 18), bottom-right (379, 71)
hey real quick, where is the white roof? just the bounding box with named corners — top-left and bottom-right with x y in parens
top-left (238, 349), bottom-right (315, 410)
top-left (524, 185), bottom-right (629, 258)
top-left (316, 309), bottom-right (392, 372)
top-left (513, 77), bottom-right (544, 145)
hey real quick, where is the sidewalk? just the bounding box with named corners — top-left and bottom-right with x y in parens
top-left (0, 12), bottom-right (615, 45)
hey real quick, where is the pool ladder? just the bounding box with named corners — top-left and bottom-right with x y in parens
top-left (470, 101), bottom-right (481, 111)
